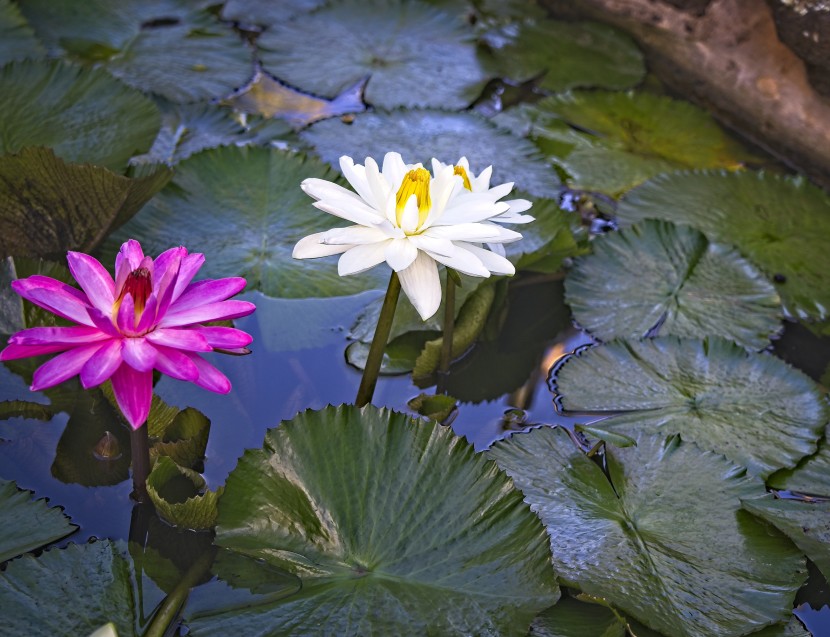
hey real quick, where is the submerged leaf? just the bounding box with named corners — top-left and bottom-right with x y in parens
top-left (482, 19), bottom-right (644, 92)
top-left (256, 0), bottom-right (488, 110)
top-left (565, 219), bottom-right (782, 349)
top-left (0, 0), bottom-right (43, 65)
top-left (0, 60), bottom-right (160, 171)
top-left (103, 146), bottom-right (388, 298)
top-left (302, 109), bottom-right (561, 198)
top-left (0, 479), bottom-right (77, 563)
top-left (0, 147), bottom-right (171, 260)
top-left (490, 428), bottom-right (806, 637)
top-left (146, 457), bottom-right (222, 530)
top-left (198, 405), bottom-right (559, 635)
top-left (552, 337), bottom-right (828, 477)
top-left (617, 170), bottom-right (830, 320)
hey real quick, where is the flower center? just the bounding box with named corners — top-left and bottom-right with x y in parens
top-left (114, 267), bottom-right (152, 321)
top-left (453, 165), bottom-right (472, 190)
top-left (395, 168), bottom-right (431, 228)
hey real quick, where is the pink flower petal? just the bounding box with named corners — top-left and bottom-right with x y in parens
top-left (1, 342), bottom-right (77, 360)
top-left (171, 277), bottom-right (248, 313)
top-left (187, 353), bottom-right (231, 393)
top-left (66, 252), bottom-right (115, 314)
top-left (170, 252), bottom-right (205, 303)
top-left (145, 328), bottom-right (211, 351)
top-left (87, 307), bottom-right (122, 338)
top-left (30, 342), bottom-right (102, 391)
top-left (8, 325), bottom-right (109, 346)
top-left (153, 345), bottom-right (199, 382)
top-left (158, 300), bottom-right (256, 328)
top-left (80, 339), bottom-right (123, 388)
top-left (110, 363), bottom-right (152, 429)
top-left (153, 247), bottom-right (184, 317)
top-left (13, 277), bottom-right (93, 326)
top-left (194, 326), bottom-right (253, 349)
top-left (135, 293), bottom-right (159, 334)
top-left (121, 337), bottom-right (158, 372)
top-left (116, 293), bottom-right (136, 334)
top-left (116, 239), bottom-right (146, 279)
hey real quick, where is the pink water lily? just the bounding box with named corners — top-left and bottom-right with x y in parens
top-left (0, 240), bottom-right (256, 430)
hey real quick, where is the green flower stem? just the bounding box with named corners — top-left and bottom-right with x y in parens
top-left (130, 424), bottom-right (151, 503)
top-left (143, 546), bottom-right (217, 637)
top-left (356, 271), bottom-right (401, 407)
top-left (439, 268), bottom-right (457, 378)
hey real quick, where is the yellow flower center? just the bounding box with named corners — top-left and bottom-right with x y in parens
top-left (395, 168), bottom-right (431, 228)
top-left (453, 165), bottom-right (472, 190)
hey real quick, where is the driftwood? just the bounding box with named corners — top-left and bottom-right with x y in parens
top-left (544, 0), bottom-right (830, 189)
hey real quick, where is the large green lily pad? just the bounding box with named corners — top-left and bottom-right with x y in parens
top-left (301, 109), bottom-right (561, 198)
top-left (482, 19), bottom-right (644, 92)
top-left (103, 146), bottom-right (388, 298)
top-left (221, 0), bottom-right (327, 27)
top-left (565, 219), bottom-right (782, 349)
top-left (518, 91), bottom-right (754, 195)
top-left (0, 541), bottom-right (137, 636)
top-left (18, 0), bottom-right (252, 103)
top-left (551, 337), bottom-right (829, 477)
top-left (195, 405), bottom-right (559, 635)
top-left (768, 432), bottom-right (830, 496)
top-left (743, 496), bottom-right (830, 584)
top-left (256, 0), bottom-right (488, 110)
top-left (0, 147), bottom-right (171, 260)
top-left (0, 479), bottom-right (77, 563)
top-left (617, 170), bottom-right (830, 320)
top-left (0, 0), bottom-right (43, 65)
top-left (0, 60), bottom-right (160, 171)
top-left (490, 428), bottom-right (806, 637)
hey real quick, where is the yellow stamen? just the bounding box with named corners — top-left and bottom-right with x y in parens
top-left (453, 165), bottom-right (472, 190)
top-left (395, 168), bottom-right (431, 228)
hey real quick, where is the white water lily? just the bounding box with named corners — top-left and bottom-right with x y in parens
top-left (293, 152), bottom-right (525, 320)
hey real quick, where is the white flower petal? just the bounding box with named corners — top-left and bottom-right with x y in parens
top-left (408, 234), bottom-right (456, 258)
top-left (488, 242), bottom-right (506, 257)
top-left (506, 198), bottom-right (532, 214)
top-left (470, 165), bottom-right (493, 191)
top-left (400, 196), bottom-right (420, 234)
top-left (439, 196), bottom-right (508, 225)
top-left (338, 242), bottom-right (390, 276)
top-left (398, 252), bottom-right (441, 320)
top-left (365, 157), bottom-right (391, 208)
top-left (382, 152), bottom-right (407, 188)
top-left (424, 244), bottom-right (491, 278)
top-left (293, 233), bottom-right (353, 258)
top-left (339, 156), bottom-right (376, 205)
top-left (312, 199), bottom-right (384, 227)
top-left (485, 182), bottom-right (514, 201)
top-left (454, 242), bottom-right (515, 275)
top-left (320, 225), bottom-right (389, 245)
top-left (426, 222), bottom-right (518, 242)
top-left (384, 238), bottom-right (418, 272)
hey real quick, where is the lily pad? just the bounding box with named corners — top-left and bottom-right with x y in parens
top-left (0, 147), bottom-right (171, 260)
top-left (301, 109), bottom-right (561, 198)
top-left (18, 0), bottom-right (253, 103)
top-left (0, 0), bottom-right (43, 65)
top-left (617, 170), bottom-right (830, 320)
top-left (0, 479), bottom-right (77, 563)
top-left (197, 405), bottom-right (559, 635)
top-left (743, 496), bottom-right (830, 584)
top-left (0, 541), bottom-right (137, 637)
top-left (529, 597), bottom-right (627, 637)
top-left (565, 219), bottom-right (782, 349)
top-left (489, 428), bottom-right (806, 637)
top-left (146, 457), bottom-right (222, 530)
top-left (103, 145), bottom-right (388, 298)
top-left (482, 19), bottom-right (645, 92)
top-left (256, 0), bottom-right (488, 110)
top-left (551, 337), bottom-right (829, 477)
top-left (220, 0), bottom-right (325, 26)
top-left (0, 60), bottom-right (160, 171)
top-left (768, 433), bottom-right (830, 496)
top-left (519, 91), bottom-right (753, 195)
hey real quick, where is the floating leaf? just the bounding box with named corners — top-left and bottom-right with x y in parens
top-left (0, 147), bottom-right (171, 260)
top-left (407, 393), bottom-right (458, 422)
top-left (529, 597), bottom-right (628, 637)
top-left (103, 146), bottom-right (388, 298)
top-left (131, 100), bottom-right (294, 166)
top-left (18, 0), bottom-right (252, 103)
top-left (768, 433), bottom-right (830, 496)
top-left (196, 405), bottom-right (559, 635)
top-left (743, 496), bottom-right (830, 584)
top-left (0, 0), bottom-right (43, 65)
top-left (482, 20), bottom-right (644, 92)
top-left (0, 60), bottom-right (160, 171)
top-left (617, 170), bottom-right (830, 320)
top-left (301, 109), bottom-right (561, 198)
top-left (565, 220), bottom-right (782, 349)
top-left (146, 457), bottom-right (222, 530)
top-left (220, 0), bottom-right (325, 26)
top-left (256, 0), bottom-right (488, 110)
top-left (574, 424), bottom-right (637, 448)
top-left (490, 428), bottom-right (806, 637)
top-left (225, 70), bottom-right (366, 128)
top-left (0, 541), bottom-right (137, 637)
top-left (0, 479), bottom-right (77, 563)
top-left (552, 337), bottom-right (829, 477)
top-left (521, 91), bottom-right (753, 195)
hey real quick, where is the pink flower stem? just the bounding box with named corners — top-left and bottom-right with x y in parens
top-left (130, 424), bottom-right (151, 503)
top-left (356, 271), bottom-right (400, 407)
